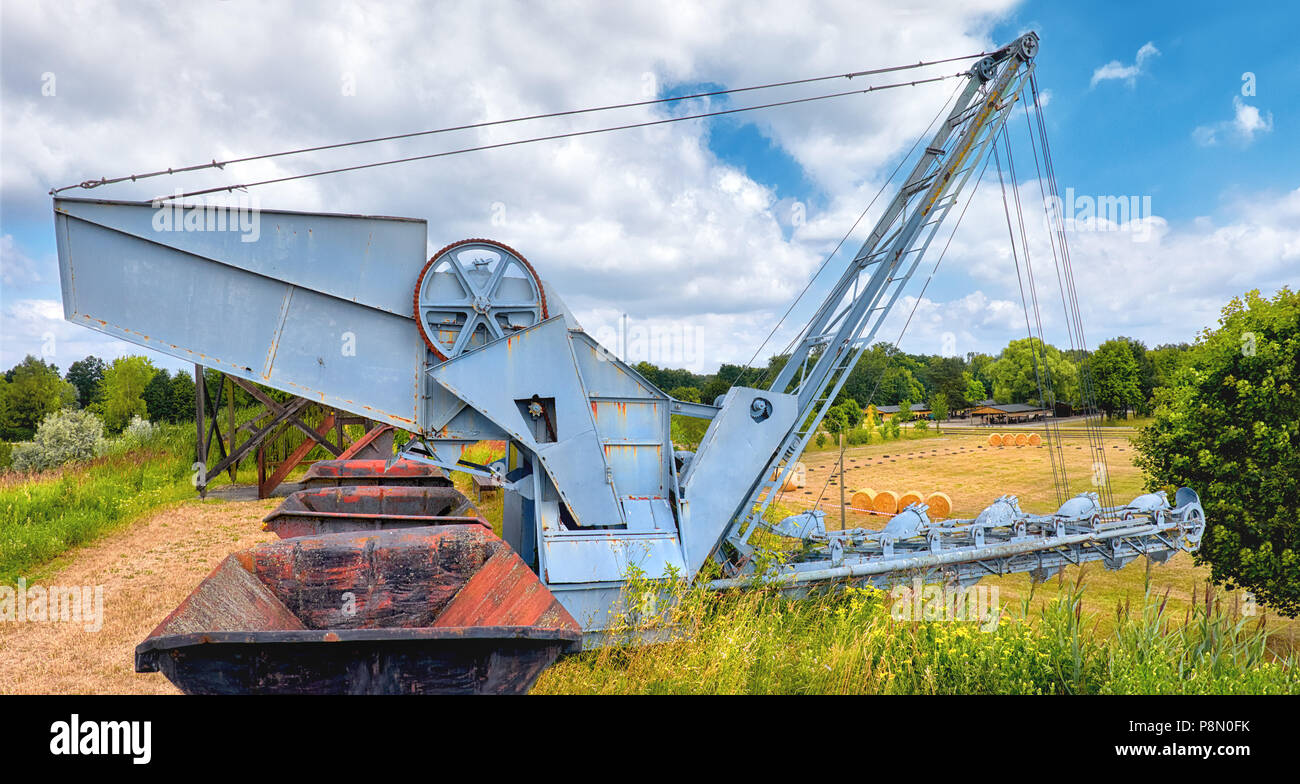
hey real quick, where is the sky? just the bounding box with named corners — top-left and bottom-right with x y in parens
top-left (1, 0), bottom-right (1296, 376)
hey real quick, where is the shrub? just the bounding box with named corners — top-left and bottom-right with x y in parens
top-left (847, 428), bottom-right (871, 446)
top-left (823, 406), bottom-right (848, 437)
top-left (120, 415), bottom-right (160, 446)
top-left (10, 409), bottom-right (107, 473)
top-left (668, 386), bottom-right (701, 403)
top-left (814, 432), bottom-right (827, 449)
top-left (914, 419), bottom-right (929, 432)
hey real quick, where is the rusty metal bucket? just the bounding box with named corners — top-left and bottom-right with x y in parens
top-left (263, 485), bottom-right (485, 538)
top-left (300, 458), bottom-right (452, 489)
top-left (136, 526), bottom-right (580, 694)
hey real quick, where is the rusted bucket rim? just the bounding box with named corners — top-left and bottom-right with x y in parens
top-left (263, 510), bottom-right (489, 527)
top-left (302, 459), bottom-right (448, 478)
top-left (138, 624), bottom-right (579, 658)
top-left (137, 627), bottom-right (582, 674)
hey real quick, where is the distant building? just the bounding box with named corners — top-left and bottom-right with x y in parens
top-left (967, 400), bottom-right (1052, 424)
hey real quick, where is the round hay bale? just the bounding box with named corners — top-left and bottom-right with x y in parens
top-left (898, 489), bottom-right (925, 510)
top-left (987, 433), bottom-right (1003, 447)
top-left (777, 462), bottom-right (807, 491)
top-left (872, 489), bottom-right (900, 515)
top-left (850, 487), bottom-right (876, 511)
top-left (1027, 432), bottom-right (1042, 447)
top-left (925, 491), bottom-right (953, 519)
top-left (1014, 433), bottom-right (1029, 447)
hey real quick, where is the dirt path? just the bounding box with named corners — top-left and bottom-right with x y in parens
top-left (0, 497), bottom-right (277, 695)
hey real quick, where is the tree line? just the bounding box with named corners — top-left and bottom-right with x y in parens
top-left (636, 335), bottom-right (1195, 419)
top-left (0, 355), bottom-right (276, 442)
top-left (0, 329), bottom-right (1196, 445)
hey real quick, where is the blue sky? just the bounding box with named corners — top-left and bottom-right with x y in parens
top-left (689, 1), bottom-right (1298, 225)
top-left (997, 1), bottom-right (1297, 220)
top-left (2, 1), bottom-right (1296, 375)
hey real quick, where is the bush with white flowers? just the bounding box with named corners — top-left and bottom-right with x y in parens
top-left (10, 409), bottom-right (108, 472)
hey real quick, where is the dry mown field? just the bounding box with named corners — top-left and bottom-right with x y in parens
top-left (792, 428), bottom-right (1299, 644)
top-left (794, 429), bottom-right (1146, 522)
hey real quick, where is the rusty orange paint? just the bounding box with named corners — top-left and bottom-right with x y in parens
top-left (433, 549), bottom-right (579, 631)
top-left (136, 526), bottom-right (579, 694)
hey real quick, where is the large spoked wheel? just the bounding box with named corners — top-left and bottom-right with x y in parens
top-left (413, 239), bottom-right (549, 361)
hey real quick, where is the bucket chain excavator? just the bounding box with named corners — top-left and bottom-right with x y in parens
top-left (52, 32), bottom-right (1204, 656)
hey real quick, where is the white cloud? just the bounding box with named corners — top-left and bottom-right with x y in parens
top-left (1193, 96), bottom-right (1275, 147)
top-left (875, 290), bottom-right (1025, 358)
top-left (1090, 41), bottom-right (1159, 87)
top-left (879, 179), bottom-right (1300, 357)
top-left (0, 234), bottom-right (42, 286)
top-left (0, 297), bottom-right (187, 373)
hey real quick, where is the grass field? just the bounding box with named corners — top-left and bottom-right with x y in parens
top-left (531, 578), bottom-right (1297, 694)
top-left (1095, 415), bottom-right (1155, 428)
top-left (794, 429), bottom-right (1143, 520)
top-left (0, 424), bottom-right (199, 584)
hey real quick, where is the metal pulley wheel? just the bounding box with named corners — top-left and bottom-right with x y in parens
top-left (413, 238), bottom-right (549, 361)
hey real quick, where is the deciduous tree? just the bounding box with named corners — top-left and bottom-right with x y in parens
top-left (65, 355), bottom-right (106, 409)
top-left (987, 338), bottom-right (1078, 406)
top-left (142, 368), bottom-right (175, 423)
top-left (1092, 339), bottom-right (1142, 419)
top-left (1, 355), bottom-right (74, 440)
top-left (1135, 288), bottom-right (1300, 616)
top-left (100, 356), bottom-right (157, 433)
top-left (929, 392), bottom-right (949, 432)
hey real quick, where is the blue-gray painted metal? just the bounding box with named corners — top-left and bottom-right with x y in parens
top-left (53, 197), bottom-right (429, 430)
top-left (710, 488), bottom-right (1205, 591)
top-left (677, 386), bottom-right (798, 576)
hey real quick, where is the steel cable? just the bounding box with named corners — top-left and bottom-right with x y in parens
top-left (51, 53), bottom-right (988, 197)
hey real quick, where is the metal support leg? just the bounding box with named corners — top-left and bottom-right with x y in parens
top-left (195, 363), bottom-right (206, 498)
